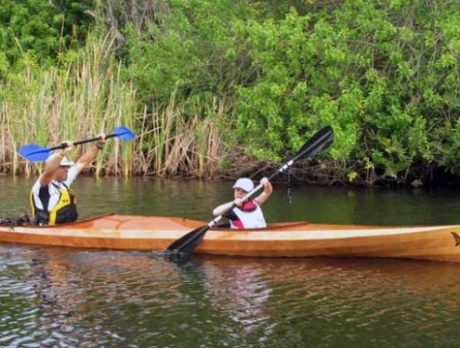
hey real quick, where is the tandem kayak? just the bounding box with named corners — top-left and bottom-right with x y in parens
top-left (1, 214), bottom-right (460, 262)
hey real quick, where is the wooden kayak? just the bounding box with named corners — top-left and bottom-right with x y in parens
top-left (1, 214), bottom-right (460, 261)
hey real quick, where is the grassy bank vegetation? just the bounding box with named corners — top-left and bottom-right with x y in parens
top-left (1, 0), bottom-right (459, 186)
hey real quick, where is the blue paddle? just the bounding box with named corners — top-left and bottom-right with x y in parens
top-left (18, 126), bottom-right (136, 162)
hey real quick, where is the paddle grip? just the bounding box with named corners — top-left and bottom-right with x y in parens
top-left (46, 135), bottom-right (109, 151)
top-left (240, 129), bottom-right (334, 204)
top-left (216, 180), bottom-right (273, 222)
top-left (73, 134), bottom-right (116, 146)
top-left (209, 215), bottom-right (223, 227)
top-left (238, 163), bottom-right (292, 205)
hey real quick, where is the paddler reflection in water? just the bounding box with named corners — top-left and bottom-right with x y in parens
top-left (30, 135), bottom-right (106, 225)
top-left (213, 177), bottom-right (273, 229)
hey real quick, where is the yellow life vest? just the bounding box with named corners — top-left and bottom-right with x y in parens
top-left (30, 183), bottom-right (78, 225)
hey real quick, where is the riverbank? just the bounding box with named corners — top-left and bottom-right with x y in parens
top-left (1, 1), bottom-right (459, 188)
top-left (4, 152), bottom-right (460, 189)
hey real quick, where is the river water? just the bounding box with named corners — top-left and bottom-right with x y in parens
top-left (1, 176), bottom-right (460, 347)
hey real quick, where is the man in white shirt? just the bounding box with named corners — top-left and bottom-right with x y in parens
top-left (30, 135), bottom-right (106, 225)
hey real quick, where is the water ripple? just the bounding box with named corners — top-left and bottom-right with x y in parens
top-left (1, 246), bottom-right (460, 347)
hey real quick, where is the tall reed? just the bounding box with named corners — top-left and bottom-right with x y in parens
top-left (134, 95), bottom-right (226, 177)
top-left (1, 34), bottom-right (137, 177)
top-left (0, 33), bottom-right (228, 178)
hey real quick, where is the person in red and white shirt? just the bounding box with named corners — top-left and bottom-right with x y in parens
top-left (213, 177), bottom-right (273, 229)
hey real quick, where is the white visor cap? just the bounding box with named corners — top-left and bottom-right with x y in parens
top-left (232, 178), bottom-right (254, 192)
top-left (59, 155), bottom-right (75, 166)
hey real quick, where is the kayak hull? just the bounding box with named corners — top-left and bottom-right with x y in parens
top-left (1, 214), bottom-right (460, 262)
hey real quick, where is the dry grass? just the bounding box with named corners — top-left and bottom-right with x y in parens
top-left (133, 95), bottom-right (226, 177)
top-left (0, 34), bottom-right (228, 178)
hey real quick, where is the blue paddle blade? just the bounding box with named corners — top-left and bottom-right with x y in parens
top-left (18, 144), bottom-right (51, 162)
top-left (112, 126), bottom-right (135, 140)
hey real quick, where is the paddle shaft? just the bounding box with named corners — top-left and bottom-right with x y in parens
top-left (49, 133), bottom-right (119, 152)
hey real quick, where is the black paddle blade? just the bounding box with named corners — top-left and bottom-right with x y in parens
top-left (167, 225), bottom-right (210, 253)
top-left (293, 126), bottom-right (334, 162)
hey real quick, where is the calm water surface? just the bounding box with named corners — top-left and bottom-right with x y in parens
top-left (1, 176), bottom-right (460, 347)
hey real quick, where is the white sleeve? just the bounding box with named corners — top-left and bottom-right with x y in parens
top-left (64, 163), bottom-right (84, 186)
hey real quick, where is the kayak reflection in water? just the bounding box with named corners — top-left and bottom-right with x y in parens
top-left (30, 134), bottom-right (106, 226)
top-left (213, 177), bottom-right (273, 229)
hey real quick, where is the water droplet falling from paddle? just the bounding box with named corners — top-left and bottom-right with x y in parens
top-left (287, 167), bottom-right (293, 205)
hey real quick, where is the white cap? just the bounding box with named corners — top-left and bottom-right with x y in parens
top-left (232, 178), bottom-right (254, 192)
top-left (47, 154), bottom-right (74, 166)
top-left (59, 155), bottom-right (75, 166)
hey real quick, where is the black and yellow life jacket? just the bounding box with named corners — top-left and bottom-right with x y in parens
top-left (30, 182), bottom-right (78, 225)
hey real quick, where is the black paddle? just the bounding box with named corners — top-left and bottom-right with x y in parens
top-left (167, 126), bottom-right (334, 255)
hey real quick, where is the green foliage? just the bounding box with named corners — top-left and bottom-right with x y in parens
top-left (0, 0), bottom-right (93, 65)
top-left (123, 0), bottom-right (255, 110)
top-left (2, 0), bottom-right (460, 184)
top-left (229, 0), bottom-right (460, 183)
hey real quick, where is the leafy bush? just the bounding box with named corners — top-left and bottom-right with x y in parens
top-left (2, 0), bottom-right (460, 184)
top-left (232, 1), bottom-right (460, 183)
top-left (0, 0), bottom-right (93, 65)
